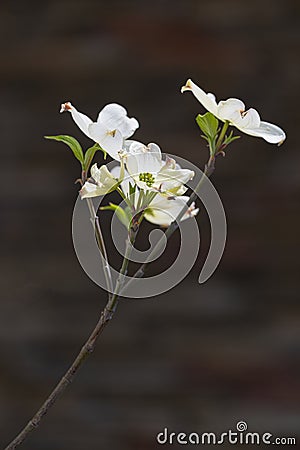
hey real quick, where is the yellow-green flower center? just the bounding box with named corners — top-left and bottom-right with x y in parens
top-left (139, 172), bottom-right (155, 187)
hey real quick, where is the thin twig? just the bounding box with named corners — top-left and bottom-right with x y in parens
top-left (4, 190), bottom-right (141, 450)
top-left (82, 170), bottom-right (114, 298)
top-left (85, 197), bottom-right (114, 297)
top-left (110, 225), bottom-right (139, 303)
top-left (3, 175), bottom-right (117, 450)
top-left (3, 303), bottom-right (116, 450)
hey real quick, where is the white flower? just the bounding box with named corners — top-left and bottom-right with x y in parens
top-left (181, 79), bottom-right (286, 145)
top-left (125, 141), bottom-right (194, 195)
top-left (80, 163), bottom-right (118, 199)
top-left (111, 165), bottom-right (199, 227)
top-left (60, 102), bottom-right (139, 159)
top-left (144, 195), bottom-right (199, 227)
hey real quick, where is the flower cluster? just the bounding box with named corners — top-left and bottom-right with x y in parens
top-left (58, 81), bottom-right (285, 228)
top-left (60, 102), bottom-right (197, 227)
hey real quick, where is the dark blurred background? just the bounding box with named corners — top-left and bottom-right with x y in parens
top-left (0, 0), bottom-right (299, 449)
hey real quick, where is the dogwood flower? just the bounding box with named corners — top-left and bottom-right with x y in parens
top-left (181, 79), bottom-right (286, 144)
top-left (125, 141), bottom-right (194, 195)
top-left (80, 163), bottom-right (119, 199)
top-left (111, 166), bottom-right (199, 227)
top-left (60, 102), bottom-right (139, 159)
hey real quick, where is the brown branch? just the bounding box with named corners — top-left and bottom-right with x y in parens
top-left (4, 172), bottom-right (119, 449)
top-left (4, 212), bottom-right (140, 450)
top-left (4, 304), bottom-right (117, 450)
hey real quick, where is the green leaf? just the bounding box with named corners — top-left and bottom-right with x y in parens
top-left (45, 135), bottom-right (84, 165)
top-left (100, 203), bottom-right (131, 228)
top-left (196, 112), bottom-right (219, 139)
top-left (84, 144), bottom-right (107, 172)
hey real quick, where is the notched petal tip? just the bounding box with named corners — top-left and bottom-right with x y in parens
top-left (118, 149), bottom-right (127, 159)
top-left (277, 135), bottom-right (286, 147)
top-left (181, 78), bottom-right (193, 93)
top-left (185, 201), bottom-right (199, 219)
top-left (165, 155), bottom-right (177, 169)
top-left (79, 188), bottom-right (86, 199)
top-left (60, 102), bottom-right (73, 113)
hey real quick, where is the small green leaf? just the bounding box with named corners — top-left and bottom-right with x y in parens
top-left (127, 182), bottom-right (136, 204)
top-left (100, 203), bottom-right (131, 228)
top-left (196, 112), bottom-right (219, 139)
top-left (45, 135), bottom-right (84, 165)
top-left (129, 182), bottom-right (136, 196)
top-left (222, 130), bottom-right (241, 147)
top-left (84, 144), bottom-right (106, 172)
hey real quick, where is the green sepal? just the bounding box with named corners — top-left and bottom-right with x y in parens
top-left (100, 203), bottom-right (132, 229)
top-left (222, 130), bottom-right (241, 148)
top-left (127, 182), bottom-right (136, 204)
top-left (84, 143), bottom-right (107, 172)
top-left (45, 135), bottom-right (84, 166)
top-left (196, 112), bottom-right (219, 140)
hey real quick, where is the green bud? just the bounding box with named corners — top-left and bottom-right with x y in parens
top-left (100, 203), bottom-right (131, 229)
top-left (139, 172), bottom-right (155, 187)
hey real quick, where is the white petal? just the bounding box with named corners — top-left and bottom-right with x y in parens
top-left (125, 141), bottom-right (162, 163)
top-left (81, 163), bottom-right (117, 198)
top-left (183, 201), bottom-right (199, 220)
top-left (60, 102), bottom-right (93, 138)
top-left (174, 184), bottom-right (188, 195)
top-left (110, 165), bottom-right (121, 179)
top-left (145, 195), bottom-right (186, 226)
top-left (207, 93), bottom-right (217, 102)
top-left (90, 163), bottom-right (116, 184)
top-left (126, 146), bottom-right (163, 177)
top-left (98, 164), bottom-right (115, 183)
top-left (164, 155), bottom-right (177, 170)
top-left (128, 141), bottom-right (148, 154)
top-left (237, 108), bottom-right (260, 129)
top-left (127, 141), bottom-right (162, 157)
top-left (60, 102), bottom-right (72, 113)
top-left (216, 98), bottom-right (246, 123)
top-left (90, 163), bottom-right (101, 183)
top-left (111, 165), bottom-right (132, 197)
top-left (236, 120), bottom-right (286, 144)
top-left (88, 123), bottom-right (123, 160)
top-left (144, 208), bottom-right (175, 227)
top-left (97, 103), bottom-right (139, 139)
top-left (123, 139), bottom-right (144, 153)
top-left (155, 167), bottom-right (194, 193)
top-left (125, 153), bottom-right (139, 182)
top-left (97, 132), bottom-right (123, 156)
top-left (80, 181), bottom-right (106, 198)
top-left (181, 79), bottom-right (218, 116)
top-left (147, 143), bottom-right (162, 155)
